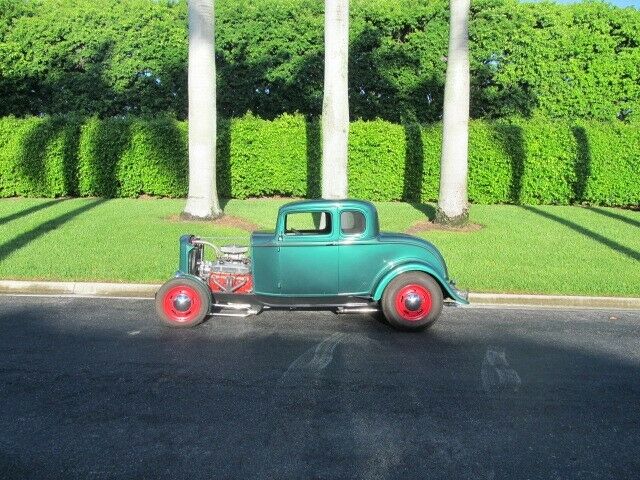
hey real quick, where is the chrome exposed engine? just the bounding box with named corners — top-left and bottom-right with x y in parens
top-left (195, 242), bottom-right (253, 294)
top-left (209, 245), bottom-right (251, 274)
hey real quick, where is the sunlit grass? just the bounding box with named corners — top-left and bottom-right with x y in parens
top-left (0, 197), bottom-right (638, 296)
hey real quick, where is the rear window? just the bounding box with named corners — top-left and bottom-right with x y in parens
top-left (285, 211), bottom-right (332, 235)
top-left (340, 210), bottom-right (366, 235)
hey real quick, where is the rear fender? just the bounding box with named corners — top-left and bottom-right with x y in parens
top-left (372, 263), bottom-right (467, 304)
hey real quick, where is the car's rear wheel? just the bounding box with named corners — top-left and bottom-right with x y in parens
top-left (155, 277), bottom-right (211, 328)
top-left (381, 272), bottom-right (443, 331)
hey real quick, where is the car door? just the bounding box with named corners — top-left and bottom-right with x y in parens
top-left (278, 209), bottom-right (339, 296)
top-left (338, 208), bottom-right (382, 295)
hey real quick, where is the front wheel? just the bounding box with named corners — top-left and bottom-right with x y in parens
top-left (381, 272), bottom-right (443, 331)
top-left (155, 277), bottom-right (211, 328)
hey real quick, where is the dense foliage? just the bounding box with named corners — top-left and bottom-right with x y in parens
top-left (1, 115), bottom-right (637, 206)
top-left (0, 0), bottom-right (638, 122)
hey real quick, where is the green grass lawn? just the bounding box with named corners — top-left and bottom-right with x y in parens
top-left (1, 197), bottom-right (638, 296)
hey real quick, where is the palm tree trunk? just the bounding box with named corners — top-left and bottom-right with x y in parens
top-left (321, 0), bottom-right (349, 200)
top-left (183, 0), bottom-right (222, 219)
top-left (437, 0), bottom-right (470, 225)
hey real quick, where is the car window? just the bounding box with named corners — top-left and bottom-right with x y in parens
top-left (340, 210), bottom-right (366, 235)
top-left (285, 211), bottom-right (332, 235)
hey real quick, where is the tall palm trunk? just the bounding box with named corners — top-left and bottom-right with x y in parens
top-left (321, 0), bottom-right (349, 200)
top-left (437, 0), bottom-right (470, 225)
top-left (183, 0), bottom-right (222, 219)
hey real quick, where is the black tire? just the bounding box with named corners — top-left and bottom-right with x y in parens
top-left (381, 272), bottom-right (443, 331)
top-left (155, 277), bottom-right (211, 328)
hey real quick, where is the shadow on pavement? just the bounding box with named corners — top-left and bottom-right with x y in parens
top-left (0, 298), bottom-right (638, 479)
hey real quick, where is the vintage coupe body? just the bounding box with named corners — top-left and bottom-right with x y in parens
top-left (156, 199), bottom-right (468, 330)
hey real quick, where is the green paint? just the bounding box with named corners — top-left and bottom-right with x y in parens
top-left (250, 200), bottom-right (468, 303)
top-left (178, 234), bottom-right (195, 274)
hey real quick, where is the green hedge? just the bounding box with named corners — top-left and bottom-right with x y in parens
top-left (0, 115), bottom-right (638, 206)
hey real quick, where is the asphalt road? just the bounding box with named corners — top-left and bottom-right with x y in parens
top-left (0, 296), bottom-right (639, 480)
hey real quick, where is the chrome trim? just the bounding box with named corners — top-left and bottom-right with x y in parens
top-left (336, 307), bottom-right (380, 314)
top-left (212, 302), bottom-right (254, 310)
top-left (173, 293), bottom-right (192, 312)
top-left (404, 292), bottom-right (422, 311)
top-left (192, 239), bottom-right (222, 257)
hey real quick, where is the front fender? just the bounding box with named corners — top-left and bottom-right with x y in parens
top-left (173, 272), bottom-right (209, 288)
top-left (372, 263), bottom-right (469, 304)
top-left (155, 272), bottom-right (210, 300)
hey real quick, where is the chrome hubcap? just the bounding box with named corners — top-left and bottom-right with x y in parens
top-left (404, 292), bottom-right (422, 311)
top-left (173, 293), bottom-right (192, 312)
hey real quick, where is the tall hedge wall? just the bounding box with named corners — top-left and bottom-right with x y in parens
top-left (0, 0), bottom-right (638, 122)
top-left (1, 115), bottom-right (638, 207)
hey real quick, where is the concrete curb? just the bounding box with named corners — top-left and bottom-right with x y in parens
top-left (468, 292), bottom-right (640, 310)
top-left (0, 280), bottom-right (159, 298)
top-left (1, 280), bottom-right (639, 310)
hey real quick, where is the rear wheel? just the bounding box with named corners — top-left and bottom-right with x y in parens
top-left (381, 272), bottom-right (443, 331)
top-left (155, 277), bottom-right (211, 328)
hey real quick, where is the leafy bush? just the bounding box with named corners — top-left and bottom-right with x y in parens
top-left (0, 0), bottom-right (638, 122)
top-left (575, 121), bottom-right (640, 206)
top-left (77, 117), bottom-right (188, 198)
top-left (0, 115), bottom-right (638, 207)
top-left (0, 116), bottom-right (80, 197)
top-left (226, 114), bottom-right (308, 198)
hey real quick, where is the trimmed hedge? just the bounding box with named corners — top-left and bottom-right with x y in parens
top-left (0, 115), bottom-right (638, 206)
top-left (77, 117), bottom-right (188, 198)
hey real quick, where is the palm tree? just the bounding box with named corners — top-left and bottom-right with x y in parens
top-left (321, 0), bottom-right (349, 200)
top-left (183, 0), bottom-right (222, 219)
top-left (437, 0), bottom-right (470, 225)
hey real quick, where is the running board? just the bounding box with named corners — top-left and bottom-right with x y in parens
top-left (336, 307), bottom-right (379, 314)
top-left (210, 302), bottom-right (262, 318)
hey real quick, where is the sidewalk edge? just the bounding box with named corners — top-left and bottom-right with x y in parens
top-left (1, 280), bottom-right (639, 310)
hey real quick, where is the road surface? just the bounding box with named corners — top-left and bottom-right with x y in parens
top-left (0, 296), bottom-right (639, 479)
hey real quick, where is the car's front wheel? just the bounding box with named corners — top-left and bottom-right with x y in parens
top-left (155, 277), bottom-right (211, 328)
top-left (381, 272), bottom-right (443, 330)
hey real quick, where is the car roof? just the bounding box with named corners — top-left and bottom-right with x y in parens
top-left (280, 199), bottom-right (376, 211)
top-left (278, 199), bottom-right (380, 237)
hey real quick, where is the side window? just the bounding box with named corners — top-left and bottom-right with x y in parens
top-left (340, 210), bottom-right (366, 235)
top-left (285, 211), bottom-right (332, 235)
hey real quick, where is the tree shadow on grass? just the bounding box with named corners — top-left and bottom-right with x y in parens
top-left (520, 205), bottom-right (640, 262)
top-left (408, 203), bottom-right (436, 221)
top-left (0, 199), bottom-right (106, 262)
top-left (0, 199), bottom-right (66, 226)
top-left (586, 207), bottom-right (640, 230)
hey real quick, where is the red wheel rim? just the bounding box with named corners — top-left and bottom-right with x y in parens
top-left (394, 284), bottom-right (432, 321)
top-left (162, 285), bottom-right (202, 324)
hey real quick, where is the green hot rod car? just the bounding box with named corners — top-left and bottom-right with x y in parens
top-left (156, 199), bottom-right (468, 330)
